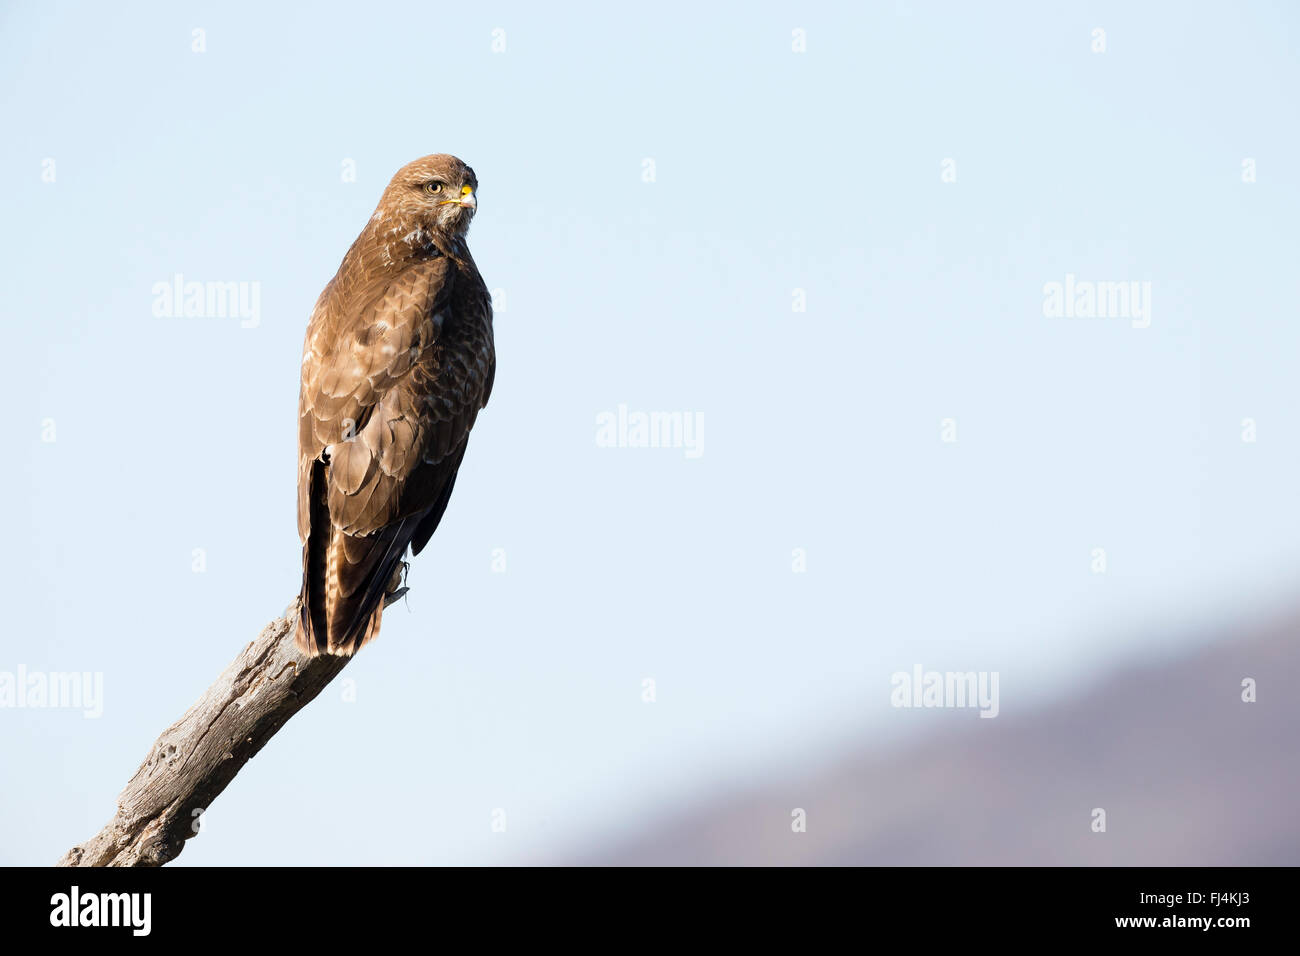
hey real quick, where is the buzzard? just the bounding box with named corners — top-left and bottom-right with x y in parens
top-left (294, 154), bottom-right (495, 657)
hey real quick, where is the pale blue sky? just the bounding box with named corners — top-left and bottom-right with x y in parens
top-left (2, 1), bottom-right (1298, 864)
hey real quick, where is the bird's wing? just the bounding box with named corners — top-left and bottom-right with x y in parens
top-left (296, 255), bottom-right (466, 654)
top-left (297, 255), bottom-right (453, 539)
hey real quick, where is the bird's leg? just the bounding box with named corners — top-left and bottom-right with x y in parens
top-left (383, 560), bottom-right (410, 608)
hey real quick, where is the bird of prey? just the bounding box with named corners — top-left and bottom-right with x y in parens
top-left (294, 154), bottom-right (495, 657)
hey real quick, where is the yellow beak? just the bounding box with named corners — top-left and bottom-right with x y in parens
top-left (439, 185), bottom-right (476, 210)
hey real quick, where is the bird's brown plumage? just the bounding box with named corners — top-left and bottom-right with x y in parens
top-left (295, 154), bottom-right (495, 656)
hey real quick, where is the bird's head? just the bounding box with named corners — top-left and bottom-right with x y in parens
top-left (376, 154), bottom-right (479, 248)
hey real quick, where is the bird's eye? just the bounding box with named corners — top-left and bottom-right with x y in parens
top-left (424, 182), bottom-right (443, 195)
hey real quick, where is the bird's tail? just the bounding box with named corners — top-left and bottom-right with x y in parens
top-left (294, 460), bottom-right (417, 657)
top-left (294, 529), bottom-right (412, 657)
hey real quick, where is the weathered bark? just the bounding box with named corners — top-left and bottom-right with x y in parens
top-left (56, 597), bottom-right (353, 867)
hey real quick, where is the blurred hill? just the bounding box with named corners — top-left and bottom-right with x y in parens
top-left (575, 616), bottom-right (1299, 865)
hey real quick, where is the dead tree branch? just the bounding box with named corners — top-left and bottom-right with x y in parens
top-left (57, 597), bottom-right (351, 867)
